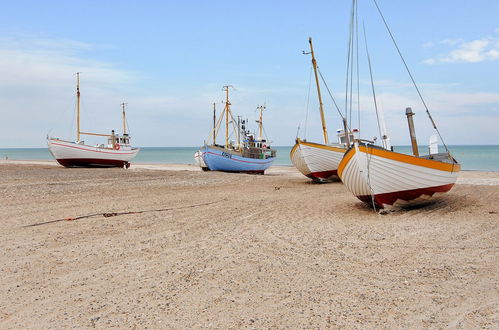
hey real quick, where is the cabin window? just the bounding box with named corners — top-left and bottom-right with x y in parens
top-left (340, 136), bottom-right (346, 144)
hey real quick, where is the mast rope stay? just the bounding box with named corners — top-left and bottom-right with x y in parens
top-left (363, 22), bottom-right (384, 145)
top-left (372, 0), bottom-right (450, 153)
top-left (344, 0), bottom-right (356, 126)
top-left (302, 64), bottom-right (314, 139)
top-left (317, 68), bottom-right (346, 121)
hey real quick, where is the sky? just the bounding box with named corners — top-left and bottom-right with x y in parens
top-left (0, 0), bottom-right (498, 148)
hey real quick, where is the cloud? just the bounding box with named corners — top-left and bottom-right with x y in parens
top-left (423, 41), bottom-right (434, 48)
top-left (440, 39), bottom-right (463, 46)
top-left (424, 32), bottom-right (499, 64)
top-left (0, 35), bottom-right (310, 147)
top-left (0, 35), bottom-right (498, 148)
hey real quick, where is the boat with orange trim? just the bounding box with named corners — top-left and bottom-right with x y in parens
top-left (47, 73), bottom-right (139, 168)
top-left (290, 38), bottom-right (356, 182)
top-left (338, 139), bottom-right (461, 209)
top-left (338, 0), bottom-right (460, 208)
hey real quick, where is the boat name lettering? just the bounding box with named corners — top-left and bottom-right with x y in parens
top-left (222, 152), bottom-right (232, 159)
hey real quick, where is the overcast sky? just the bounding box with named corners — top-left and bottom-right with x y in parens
top-left (0, 0), bottom-right (498, 147)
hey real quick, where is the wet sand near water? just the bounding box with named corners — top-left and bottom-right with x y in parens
top-left (0, 161), bottom-right (497, 328)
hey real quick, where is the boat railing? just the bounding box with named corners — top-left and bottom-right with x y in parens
top-left (242, 147), bottom-right (276, 159)
top-left (420, 152), bottom-right (457, 164)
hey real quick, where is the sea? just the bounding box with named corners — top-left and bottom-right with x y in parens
top-left (0, 145), bottom-right (498, 171)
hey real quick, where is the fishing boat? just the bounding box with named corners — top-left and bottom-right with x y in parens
top-left (47, 73), bottom-right (139, 168)
top-left (290, 38), bottom-right (355, 182)
top-left (337, 0), bottom-right (460, 209)
top-left (201, 86), bottom-right (276, 174)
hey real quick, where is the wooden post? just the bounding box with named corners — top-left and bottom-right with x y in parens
top-left (405, 107), bottom-right (419, 157)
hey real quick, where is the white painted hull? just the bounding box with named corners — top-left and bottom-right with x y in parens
top-left (338, 143), bottom-right (461, 208)
top-left (290, 139), bottom-right (346, 182)
top-left (47, 138), bottom-right (139, 167)
top-left (194, 150), bottom-right (209, 171)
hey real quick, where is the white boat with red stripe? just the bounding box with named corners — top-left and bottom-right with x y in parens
top-left (47, 72), bottom-right (139, 168)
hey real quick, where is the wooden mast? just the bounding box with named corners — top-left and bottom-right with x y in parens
top-left (121, 102), bottom-right (128, 135)
top-left (76, 72), bottom-right (81, 142)
top-left (308, 37), bottom-right (329, 145)
top-left (212, 102), bottom-right (216, 145)
top-left (223, 85), bottom-right (231, 148)
top-left (257, 105), bottom-right (265, 139)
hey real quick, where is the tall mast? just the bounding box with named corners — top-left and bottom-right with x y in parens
top-left (212, 102), bottom-right (216, 145)
top-left (307, 37), bottom-right (329, 145)
top-left (223, 85), bottom-right (232, 148)
top-left (237, 116), bottom-right (241, 149)
top-left (76, 72), bottom-right (81, 142)
top-left (121, 102), bottom-right (128, 135)
top-left (257, 105), bottom-right (265, 139)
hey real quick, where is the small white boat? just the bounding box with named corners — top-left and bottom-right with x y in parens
top-left (338, 141), bottom-right (461, 209)
top-left (47, 73), bottom-right (139, 168)
top-left (290, 38), bottom-right (355, 182)
top-left (290, 129), bottom-right (356, 182)
top-left (337, 0), bottom-right (460, 208)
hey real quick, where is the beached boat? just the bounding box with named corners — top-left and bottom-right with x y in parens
top-left (47, 73), bottom-right (139, 168)
top-left (338, 141), bottom-right (461, 209)
top-left (194, 149), bottom-right (209, 171)
top-left (337, 0), bottom-right (460, 208)
top-left (201, 86), bottom-right (276, 174)
top-left (290, 38), bottom-right (355, 182)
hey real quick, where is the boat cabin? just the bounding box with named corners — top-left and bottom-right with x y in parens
top-left (106, 131), bottom-right (132, 150)
top-left (336, 128), bottom-right (358, 145)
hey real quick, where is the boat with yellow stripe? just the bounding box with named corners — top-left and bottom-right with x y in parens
top-left (337, 0), bottom-right (460, 208)
top-left (290, 37), bottom-right (355, 182)
top-left (338, 139), bottom-right (461, 209)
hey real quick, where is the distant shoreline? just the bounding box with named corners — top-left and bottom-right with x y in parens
top-left (0, 159), bottom-right (497, 176)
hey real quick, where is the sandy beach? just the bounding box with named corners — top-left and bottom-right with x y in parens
top-left (0, 161), bottom-right (497, 328)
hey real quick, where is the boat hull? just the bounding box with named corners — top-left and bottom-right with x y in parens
top-left (194, 150), bottom-right (209, 171)
top-left (47, 138), bottom-right (140, 168)
top-left (338, 143), bottom-right (461, 208)
top-left (290, 139), bottom-right (346, 182)
top-left (202, 145), bottom-right (275, 174)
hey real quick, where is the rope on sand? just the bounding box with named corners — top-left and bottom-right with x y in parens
top-left (22, 200), bottom-right (224, 228)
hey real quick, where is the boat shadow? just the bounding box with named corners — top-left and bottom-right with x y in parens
top-left (352, 194), bottom-right (471, 214)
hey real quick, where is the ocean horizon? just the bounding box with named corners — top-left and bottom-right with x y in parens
top-left (1, 145), bottom-right (498, 172)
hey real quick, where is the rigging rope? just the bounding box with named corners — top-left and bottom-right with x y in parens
top-left (348, 0), bottom-right (357, 128)
top-left (355, 0), bottom-right (361, 133)
top-left (22, 200), bottom-right (224, 228)
top-left (317, 68), bottom-right (345, 121)
top-left (363, 22), bottom-right (384, 144)
top-left (303, 64), bottom-right (313, 139)
top-left (344, 0), bottom-right (356, 124)
top-left (372, 0), bottom-right (450, 153)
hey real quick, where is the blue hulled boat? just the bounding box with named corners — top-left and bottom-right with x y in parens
top-left (203, 140), bottom-right (275, 174)
top-left (197, 85), bottom-right (276, 174)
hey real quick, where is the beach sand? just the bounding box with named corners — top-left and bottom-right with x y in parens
top-left (0, 161), bottom-right (497, 328)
